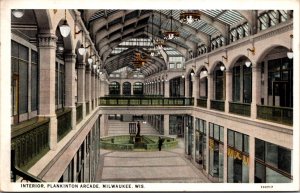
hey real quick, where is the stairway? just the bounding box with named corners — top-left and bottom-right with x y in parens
top-left (108, 120), bottom-right (159, 136)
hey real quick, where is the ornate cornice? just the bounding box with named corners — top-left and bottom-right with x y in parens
top-left (38, 33), bottom-right (57, 48)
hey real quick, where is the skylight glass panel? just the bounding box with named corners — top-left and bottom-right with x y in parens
top-left (89, 10), bottom-right (105, 22)
top-left (201, 25), bottom-right (218, 35)
top-left (178, 28), bottom-right (191, 39)
top-left (201, 10), bottom-right (223, 17)
top-left (190, 20), bottom-right (206, 30)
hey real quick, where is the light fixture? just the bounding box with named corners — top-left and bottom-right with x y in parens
top-left (88, 58), bottom-right (93, 65)
top-left (58, 45), bottom-right (64, 52)
top-left (182, 74), bottom-right (185, 79)
top-left (163, 10), bottom-right (179, 40)
top-left (179, 10), bottom-right (201, 24)
top-left (247, 47), bottom-right (255, 54)
top-left (93, 64), bottom-right (97, 70)
top-left (245, 60), bottom-right (252, 67)
top-left (88, 53), bottom-right (95, 65)
top-left (155, 40), bottom-right (165, 50)
top-left (12, 9), bottom-right (24, 18)
top-left (287, 34), bottom-right (293, 59)
top-left (220, 65), bottom-right (225, 71)
top-left (132, 52), bottom-right (147, 69)
top-left (191, 72), bottom-right (195, 76)
top-left (78, 44), bottom-right (86, 55)
top-left (59, 10), bottom-right (71, 38)
top-left (245, 45), bottom-right (255, 67)
top-left (202, 70), bottom-right (208, 75)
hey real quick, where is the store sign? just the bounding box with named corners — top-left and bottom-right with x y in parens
top-left (227, 147), bottom-right (249, 166)
top-left (209, 138), bottom-right (214, 150)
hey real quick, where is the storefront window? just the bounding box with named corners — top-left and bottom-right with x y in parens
top-left (169, 115), bottom-right (184, 136)
top-left (209, 122), bottom-right (224, 182)
top-left (227, 129), bottom-right (249, 183)
top-left (255, 138), bottom-right (292, 183)
top-left (195, 118), bottom-right (207, 169)
top-left (185, 116), bottom-right (193, 156)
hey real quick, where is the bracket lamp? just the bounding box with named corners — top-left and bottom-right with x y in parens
top-left (88, 54), bottom-right (95, 65)
top-left (12, 9), bottom-right (24, 18)
top-left (59, 10), bottom-right (71, 38)
top-left (247, 47), bottom-right (255, 55)
top-left (220, 65), bottom-right (226, 71)
top-left (78, 44), bottom-right (86, 55)
top-left (287, 34), bottom-right (293, 59)
top-left (245, 60), bottom-right (252, 67)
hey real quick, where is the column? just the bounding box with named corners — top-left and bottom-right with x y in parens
top-left (204, 121), bottom-right (210, 175)
top-left (100, 115), bottom-right (109, 137)
top-left (192, 117), bottom-right (196, 162)
top-left (100, 80), bottom-right (106, 97)
top-left (91, 71), bottom-right (95, 109)
top-left (38, 33), bottom-right (58, 150)
top-left (161, 81), bottom-right (164, 95)
top-left (185, 79), bottom-right (189, 97)
top-left (223, 127), bottom-right (228, 182)
top-left (120, 81), bottom-right (123, 95)
top-left (192, 76), bottom-right (199, 106)
top-left (207, 73), bottom-right (213, 109)
top-left (95, 74), bottom-right (98, 107)
top-left (163, 114), bottom-right (169, 136)
top-left (64, 53), bottom-right (77, 129)
top-left (225, 70), bottom-right (233, 113)
top-left (85, 65), bottom-right (92, 113)
top-left (131, 83), bottom-right (134, 95)
top-left (164, 81), bottom-right (170, 97)
top-left (77, 63), bottom-right (86, 118)
top-left (249, 135), bottom-right (255, 182)
top-left (251, 65), bottom-right (261, 119)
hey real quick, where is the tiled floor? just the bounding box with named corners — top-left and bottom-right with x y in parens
top-left (95, 120), bottom-right (211, 183)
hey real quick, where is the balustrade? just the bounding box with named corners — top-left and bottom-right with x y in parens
top-left (257, 105), bottom-right (293, 125)
top-left (229, 102), bottom-right (251, 117)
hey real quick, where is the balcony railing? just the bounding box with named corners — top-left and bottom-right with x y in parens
top-left (257, 105), bottom-right (293, 125)
top-left (105, 94), bottom-right (164, 98)
top-left (57, 108), bottom-right (72, 141)
top-left (11, 117), bottom-right (50, 169)
top-left (229, 101), bottom-right (251, 117)
top-left (11, 150), bottom-right (44, 182)
top-left (210, 100), bottom-right (225, 111)
top-left (76, 103), bottom-right (83, 124)
top-left (197, 98), bottom-right (207, 108)
top-left (86, 101), bottom-right (90, 115)
top-left (99, 97), bottom-right (194, 106)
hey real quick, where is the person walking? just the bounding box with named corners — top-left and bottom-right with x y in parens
top-left (158, 137), bottom-right (164, 151)
top-left (136, 121), bottom-right (141, 136)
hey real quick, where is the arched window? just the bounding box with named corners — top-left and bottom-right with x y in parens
top-left (109, 82), bottom-right (120, 95)
top-left (133, 82), bottom-right (143, 95)
top-left (122, 82), bottom-right (131, 95)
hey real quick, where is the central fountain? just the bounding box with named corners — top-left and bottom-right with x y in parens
top-left (100, 122), bottom-right (178, 151)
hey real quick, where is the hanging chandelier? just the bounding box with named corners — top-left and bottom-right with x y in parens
top-left (155, 39), bottom-right (166, 50)
top-left (132, 52), bottom-right (146, 69)
top-left (163, 10), bottom-right (179, 40)
top-left (179, 10), bottom-right (201, 24)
